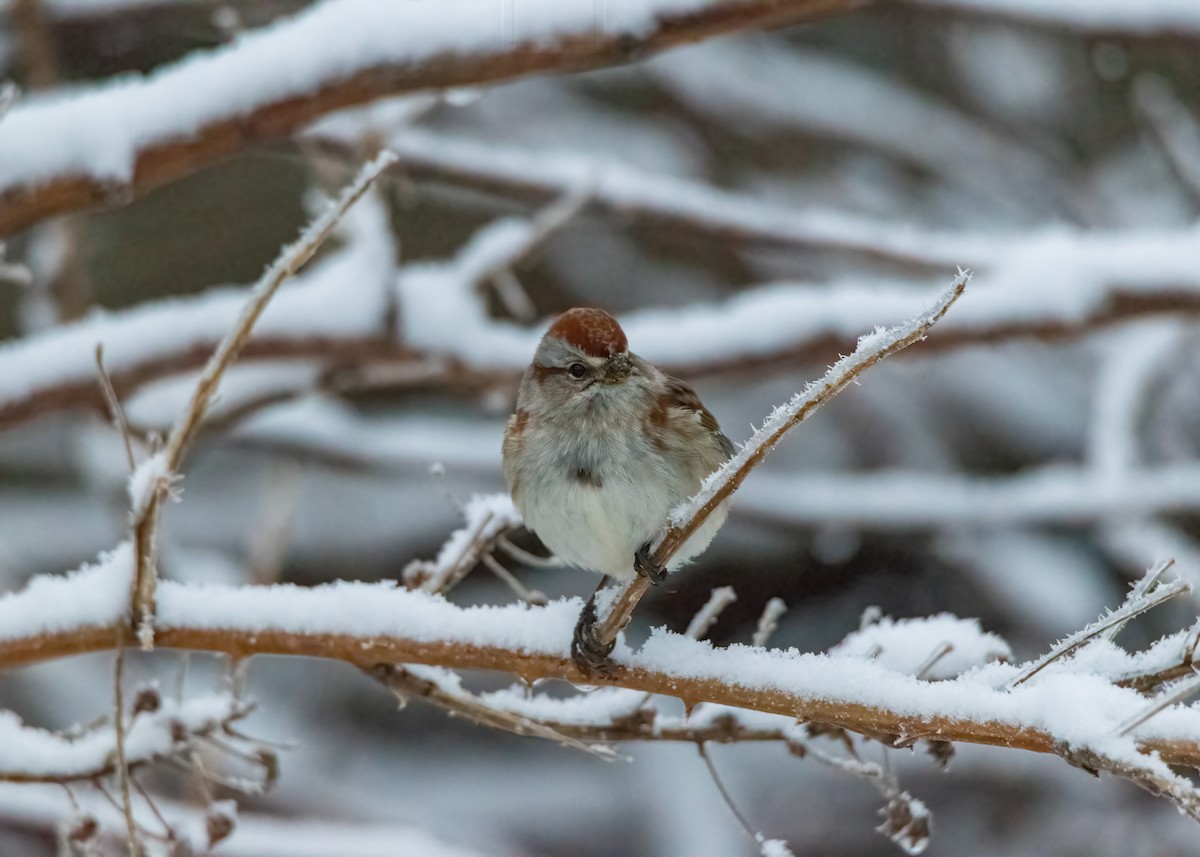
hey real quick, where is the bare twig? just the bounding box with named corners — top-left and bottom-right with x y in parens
top-left (370, 664), bottom-right (615, 759)
top-left (0, 82), bottom-right (16, 122)
top-left (95, 345), bottom-right (136, 471)
top-left (480, 553), bottom-right (548, 606)
top-left (698, 743), bottom-right (790, 856)
top-left (595, 271), bottom-right (970, 650)
top-left (129, 151), bottom-right (396, 648)
top-left (111, 626), bottom-right (140, 857)
top-left (1134, 75), bottom-right (1200, 207)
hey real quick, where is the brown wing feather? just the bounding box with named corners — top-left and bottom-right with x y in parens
top-left (662, 376), bottom-right (734, 460)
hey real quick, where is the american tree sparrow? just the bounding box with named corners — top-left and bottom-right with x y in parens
top-left (502, 308), bottom-right (732, 674)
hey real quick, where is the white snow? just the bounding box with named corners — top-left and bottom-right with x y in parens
top-left (0, 782), bottom-right (494, 857)
top-left (832, 614), bottom-right (1011, 679)
top-left (0, 693), bottom-right (237, 779)
top-left (0, 0), bottom-right (722, 193)
top-left (409, 492), bottom-right (524, 590)
top-left (377, 127), bottom-right (989, 268)
top-left (0, 541), bottom-right (133, 640)
top-left (739, 463), bottom-right (1200, 529)
top-left (127, 449), bottom-right (168, 517)
top-left (0, 541), bottom-right (1197, 789)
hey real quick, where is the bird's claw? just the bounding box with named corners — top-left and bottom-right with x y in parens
top-left (634, 542), bottom-right (667, 585)
top-left (571, 590), bottom-right (618, 679)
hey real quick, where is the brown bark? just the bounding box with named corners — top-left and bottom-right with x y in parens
top-left (2, 621), bottom-right (1198, 768)
top-left (0, 0), bottom-right (861, 238)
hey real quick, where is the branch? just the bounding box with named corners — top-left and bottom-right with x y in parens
top-left (595, 271), bottom-right (970, 648)
top-left (0, 217), bottom-right (1197, 434)
top-left (312, 127), bottom-right (983, 273)
top-left (127, 151), bottom-right (395, 647)
top-left (0, 692), bottom-right (254, 784)
top-left (738, 463), bottom-right (1200, 530)
top-left (6, 563), bottom-right (1200, 772)
top-left (0, 0), bottom-right (859, 237)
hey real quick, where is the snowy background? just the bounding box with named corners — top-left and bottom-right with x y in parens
top-left (2, 1), bottom-right (1200, 855)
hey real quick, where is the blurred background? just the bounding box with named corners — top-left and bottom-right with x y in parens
top-left (1, 1), bottom-right (1200, 854)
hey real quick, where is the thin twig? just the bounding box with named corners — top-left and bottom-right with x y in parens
top-left (1118, 670), bottom-right (1200, 737)
top-left (129, 151), bottom-right (396, 648)
top-left (698, 743), bottom-right (789, 856)
top-left (96, 344), bottom-right (137, 471)
top-left (1008, 577), bottom-right (1190, 688)
top-left (112, 626), bottom-right (140, 857)
top-left (481, 553), bottom-right (548, 606)
top-left (596, 270), bottom-right (971, 649)
top-left (1101, 559), bottom-right (1175, 642)
top-left (369, 663), bottom-right (615, 759)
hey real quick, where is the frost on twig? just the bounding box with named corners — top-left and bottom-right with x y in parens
top-left (128, 151), bottom-right (397, 650)
top-left (752, 598), bottom-right (788, 648)
top-left (685, 586), bottom-right (738, 640)
top-left (403, 492), bottom-right (528, 595)
top-left (1008, 564), bottom-right (1189, 688)
top-left (596, 269), bottom-right (971, 647)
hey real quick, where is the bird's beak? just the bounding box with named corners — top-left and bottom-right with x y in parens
top-left (602, 353), bottom-right (633, 384)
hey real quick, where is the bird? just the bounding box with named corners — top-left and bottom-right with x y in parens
top-left (502, 307), bottom-right (733, 674)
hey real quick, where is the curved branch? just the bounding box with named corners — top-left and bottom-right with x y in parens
top-left (0, 0), bottom-right (859, 238)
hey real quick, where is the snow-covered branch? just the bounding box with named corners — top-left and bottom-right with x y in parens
top-left (1, 564), bottom-right (1199, 789)
top-left (0, 692), bottom-right (257, 784)
top-left (0, 0), bottom-right (857, 237)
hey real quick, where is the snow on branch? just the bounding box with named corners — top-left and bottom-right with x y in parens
top-left (0, 781), bottom-right (492, 857)
top-left (1, 570), bottom-right (1200, 788)
top-left (595, 270), bottom-right (970, 648)
top-left (0, 211), bottom-right (1194, 434)
top-left (402, 493), bottom-right (528, 596)
top-left (738, 462), bottom-right (1200, 530)
top-left (1006, 566), bottom-right (1189, 688)
top-left (0, 691), bottom-right (259, 785)
top-left (0, 0), bottom-right (857, 237)
top-left (316, 127), bottom-right (986, 272)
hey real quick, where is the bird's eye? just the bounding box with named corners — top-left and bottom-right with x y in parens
top-left (568, 363), bottom-right (588, 380)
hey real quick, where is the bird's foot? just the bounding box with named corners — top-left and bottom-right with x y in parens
top-left (634, 541), bottom-right (667, 586)
top-left (571, 586), bottom-right (618, 680)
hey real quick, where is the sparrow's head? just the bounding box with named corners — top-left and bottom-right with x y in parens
top-left (532, 308), bottom-right (635, 394)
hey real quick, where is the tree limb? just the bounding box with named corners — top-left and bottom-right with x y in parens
top-left (0, 0), bottom-right (860, 238)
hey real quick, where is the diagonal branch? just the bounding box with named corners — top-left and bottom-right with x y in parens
top-left (595, 270), bottom-right (970, 649)
top-left (127, 151), bottom-right (396, 648)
